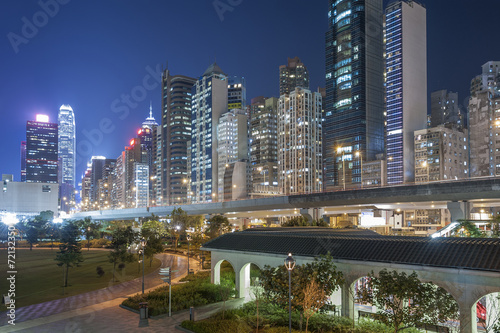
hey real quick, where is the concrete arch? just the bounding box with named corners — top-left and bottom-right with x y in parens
top-left (470, 290), bottom-right (500, 333)
top-left (212, 258), bottom-right (236, 285)
top-left (238, 262), bottom-right (263, 300)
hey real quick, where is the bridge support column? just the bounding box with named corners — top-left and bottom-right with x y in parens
top-left (458, 300), bottom-right (477, 333)
top-left (447, 201), bottom-right (472, 222)
top-left (300, 208), bottom-right (325, 222)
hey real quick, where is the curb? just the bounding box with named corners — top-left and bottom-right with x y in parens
top-left (119, 304), bottom-right (139, 314)
top-left (175, 325), bottom-right (195, 332)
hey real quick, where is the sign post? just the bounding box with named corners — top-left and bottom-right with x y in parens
top-left (159, 267), bottom-right (177, 317)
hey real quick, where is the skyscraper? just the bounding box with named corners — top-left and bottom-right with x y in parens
top-left (190, 63), bottom-right (228, 203)
top-left (250, 97), bottom-right (279, 195)
top-left (324, 0), bottom-right (385, 190)
top-left (279, 57), bottom-right (309, 96)
top-left (385, 0), bottom-right (427, 184)
top-left (468, 61), bottom-right (500, 177)
top-left (228, 76), bottom-right (247, 110)
top-left (57, 105), bottom-right (76, 187)
top-left (430, 90), bottom-right (466, 130)
top-left (20, 141), bottom-right (26, 182)
top-left (278, 87), bottom-right (322, 195)
top-left (26, 115), bottom-right (58, 184)
top-left (161, 69), bottom-right (197, 206)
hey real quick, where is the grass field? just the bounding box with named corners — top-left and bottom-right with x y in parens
top-left (0, 249), bottom-right (161, 309)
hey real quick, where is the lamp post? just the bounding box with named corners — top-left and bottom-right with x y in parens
top-left (284, 253), bottom-right (296, 333)
top-left (355, 151), bottom-right (363, 188)
top-left (187, 234), bottom-right (191, 275)
top-left (337, 147), bottom-right (346, 190)
top-left (141, 238), bottom-right (147, 294)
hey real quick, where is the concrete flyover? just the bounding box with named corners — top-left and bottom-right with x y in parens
top-left (69, 177), bottom-right (500, 221)
top-left (202, 228), bottom-right (500, 333)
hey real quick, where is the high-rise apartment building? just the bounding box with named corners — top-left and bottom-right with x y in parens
top-left (324, 0), bottom-right (385, 190)
top-left (250, 96), bottom-right (279, 195)
top-left (430, 90), bottom-right (465, 129)
top-left (414, 125), bottom-right (469, 183)
top-left (468, 61), bottom-right (500, 177)
top-left (190, 63), bottom-right (228, 203)
top-left (20, 141), bottom-right (26, 182)
top-left (385, 0), bottom-right (427, 184)
top-left (161, 69), bottom-right (197, 206)
top-left (217, 109), bottom-right (249, 201)
top-left (228, 76), bottom-right (247, 110)
top-left (278, 87), bottom-right (322, 195)
top-left (279, 57), bottom-right (309, 96)
top-left (26, 115), bottom-right (58, 184)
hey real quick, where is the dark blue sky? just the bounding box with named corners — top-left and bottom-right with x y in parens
top-left (1, 0), bottom-right (499, 186)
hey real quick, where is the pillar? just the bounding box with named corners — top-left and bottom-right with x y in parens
top-left (447, 201), bottom-right (472, 222)
top-left (459, 301), bottom-right (477, 333)
top-left (341, 284), bottom-right (355, 321)
top-left (212, 260), bottom-right (221, 285)
top-left (236, 263), bottom-right (251, 299)
top-left (300, 208), bottom-right (325, 222)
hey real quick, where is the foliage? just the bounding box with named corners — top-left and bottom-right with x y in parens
top-left (357, 269), bottom-right (459, 332)
top-left (76, 217), bottom-right (101, 251)
top-left (259, 254), bottom-right (344, 311)
top-left (218, 278), bottom-right (235, 319)
top-left (452, 219), bottom-right (483, 237)
top-left (108, 226), bottom-right (137, 282)
top-left (88, 238), bottom-right (111, 248)
top-left (96, 266), bottom-right (105, 277)
top-left (181, 318), bottom-right (250, 333)
top-left (205, 215), bottom-right (231, 239)
top-left (141, 219), bottom-right (166, 266)
top-left (281, 216), bottom-right (329, 227)
top-left (122, 270), bottom-right (236, 316)
top-left (302, 278), bottom-right (328, 333)
top-left (25, 211), bottom-right (54, 250)
top-left (55, 222), bottom-right (84, 287)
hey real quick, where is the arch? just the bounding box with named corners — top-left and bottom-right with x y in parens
top-left (212, 258), bottom-right (236, 285)
top-left (238, 262), bottom-right (262, 300)
top-left (471, 291), bottom-right (500, 333)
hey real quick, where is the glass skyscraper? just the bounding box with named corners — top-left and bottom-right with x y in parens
top-left (385, 1), bottom-right (427, 184)
top-left (324, 0), bottom-right (385, 190)
top-left (58, 104), bottom-right (76, 187)
top-left (26, 115), bottom-right (58, 183)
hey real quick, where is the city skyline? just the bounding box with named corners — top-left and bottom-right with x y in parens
top-left (1, 0), bottom-right (500, 185)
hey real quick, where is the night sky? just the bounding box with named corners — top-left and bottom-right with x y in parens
top-left (1, 0), bottom-right (499, 188)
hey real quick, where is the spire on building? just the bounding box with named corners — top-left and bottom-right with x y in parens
top-left (142, 102), bottom-right (158, 128)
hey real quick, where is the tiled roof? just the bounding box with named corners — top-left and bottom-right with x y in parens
top-left (201, 228), bottom-right (500, 272)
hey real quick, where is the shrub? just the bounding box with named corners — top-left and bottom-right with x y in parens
top-left (181, 319), bottom-right (250, 333)
top-left (96, 266), bottom-right (105, 277)
top-left (89, 238), bottom-right (111, 248)
top-left (307, 313), bottom-right (353, 333)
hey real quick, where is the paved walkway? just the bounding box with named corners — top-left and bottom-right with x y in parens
top-left (0, 252), bottom-right (202, 332)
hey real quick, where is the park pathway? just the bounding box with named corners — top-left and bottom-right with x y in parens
top-left (0, 252), bottom-right (193, 328)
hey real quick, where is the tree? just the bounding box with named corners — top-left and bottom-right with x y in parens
top-left (357, 269), bottom-right (459, 332)
top-left (25, 211), bottom-right (52, 250)
top-left (302, 278), bottom-right (327, 333)
top-left (218, 278), bottom-right (235, 319)
top-left (169, 207), bottom-right (191, 251)
top-left (250, 277), bottom-right (266, 332)
top-left (205, 215), bottom-right (231, 239)
top-left (55, 222), bottom-right (84, 287)
top-left (108, 226), bottom-right (136, 282)
top-left (260, 254), bottom-right (344, 311)
top-left (452, 220), bottom-right (483, 238)
top-left (141, 219), bottom-right (166, 266)
top-left (76, 217), bottom-right (101, 251)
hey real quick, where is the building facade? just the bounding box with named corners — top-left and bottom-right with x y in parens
top-left (279, 57), bottom-right (309, 96)
top-left (250, 96), bottom-right (279, 195)
top-left (228, 76), bottom-right (247, 110)
top-left (430, 90), bottom-right (465, 129)
top-left (278, 87), bottom-right (322, 195)
top-left (385, 0), bottom-right (427, 184)
top-left (190, 63), bottom-right (228, 203)
top-left (161, 69), bottom-right (197, 206)
top-left (26, 115), bottom-right (58, 184)
top-left (324, 0), bottom-right (385, 190)
top-left (57, 105), bottom-right (76, 188)
top-left (414, 125), bottom-right (469, 183)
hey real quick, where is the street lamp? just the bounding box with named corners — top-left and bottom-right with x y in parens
top-left (337, 147), bottom-right (346, 190)
top-left (284, 253), bottom-right (296, 333)
top-left (355, 151), bottom-right (363, 187)
top-left (187, 234), bottom-right (191, 275)
top-left (141, 238), bottom-right (147, 294)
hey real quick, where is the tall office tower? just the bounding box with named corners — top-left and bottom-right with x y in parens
top-left (151, 123), bottom-right (162, 206)
top-left (190, 63), bottom-right (228, 203)
top-left (250, 96), bottom-right (279, 195)
top-left (468, 61), bottom-right (500, 177)
top-left (20, 141), bottom-right (26, 181)
top-left (89, 156), bottom-right (106, 203)
top-left (26, 115), bottom-right (58, 184)
top-left (470, 61), bottom-right (500, 96)
top-left (80, 164), bottom-right (92, 211)
top-left (139, 105), bottom-right (158, 204)
top-left (161, 69), bottom-right (197, 206)
top-left (228, 76), bottom-right (247, 110)
top-left (96, 158), bottom-right (116, 209)
top-left (385, 0), bottom-right (427, 184)
top-left (279, 57), bottom-right (310, 96)
top-left (414, 125), bottom-right (469, 183)
top-left (278, 87), bottom-right (322, 195)
top-left (113, 152), bottom-right (125, 209)
top-left (57, 105), bottom-right (76, 187)
top-left (324, 0), bottom-right (385, 190)
top-left (430, 90), bottom-right (466, 129)
top-left (217, 109), bottom-right (249, 201)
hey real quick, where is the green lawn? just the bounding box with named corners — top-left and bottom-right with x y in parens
top-left (0, 249), bottom-right (161, 309)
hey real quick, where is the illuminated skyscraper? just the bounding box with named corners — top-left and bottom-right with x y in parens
top-left (324, 0), bottom-right (385, 190)
top-left (57, 105), bottom-right (76, 187)
top-left (190, 63), bottom-right (228, 203)
top-left (26, 115), bottom-right (58, 183)
top-left (228, 76), bottom-right (247, 110)
top-left (385, 0), bottom-right (427, 184)
top-left (279, 57), bottom-right (309, 96)
top-left (20, 141), bottom-right (26, 182)
top-left (161, 69), bottom-right (196, 205)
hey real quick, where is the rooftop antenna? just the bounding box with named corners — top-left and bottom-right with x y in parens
top-left (149, 101), bottom-right (153, 118)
